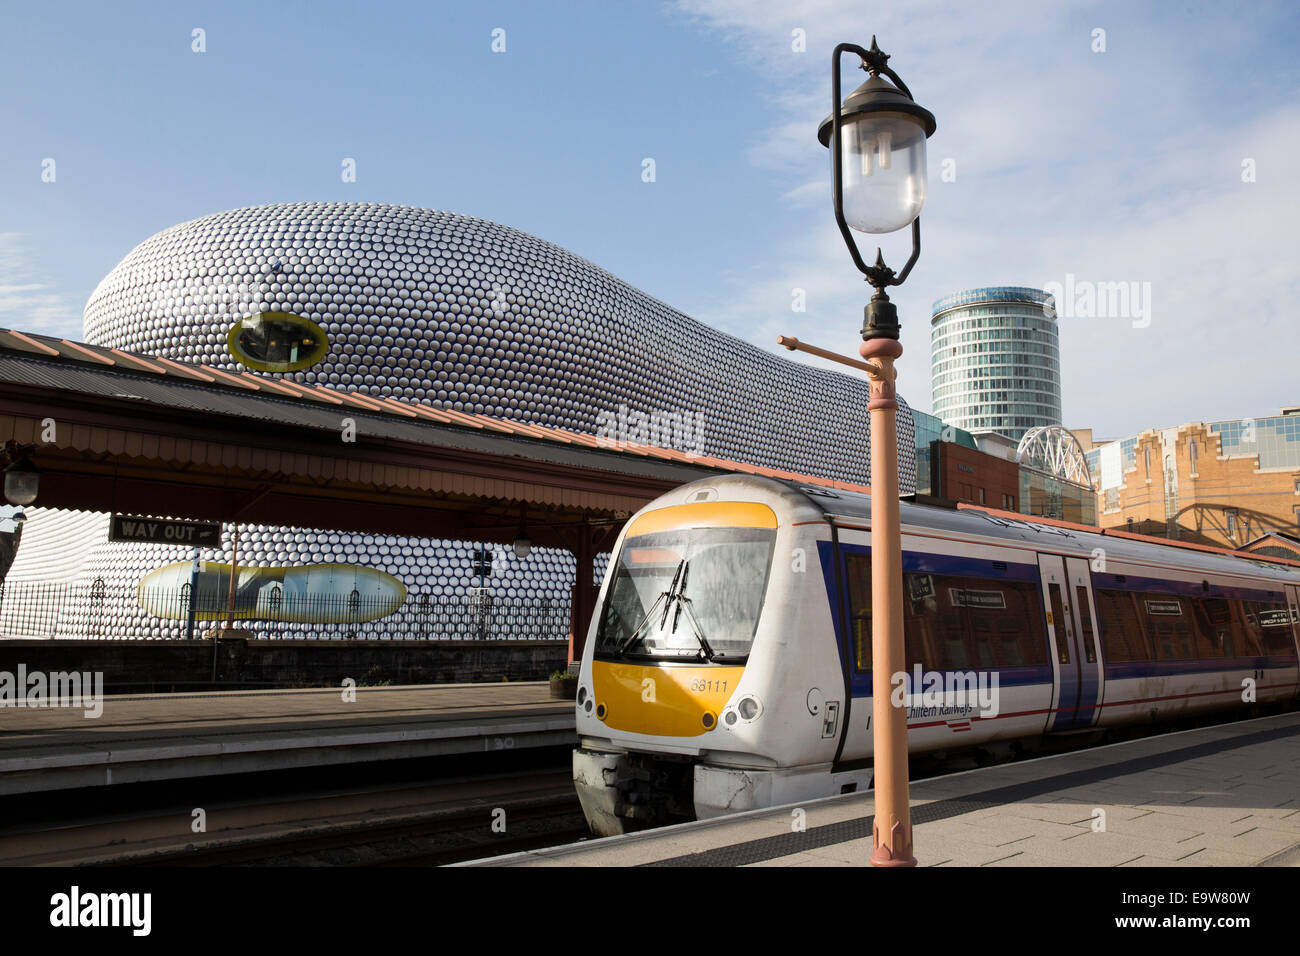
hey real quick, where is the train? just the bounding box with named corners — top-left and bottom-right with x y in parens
top-left (571, 474), bottom-right (1300, 836)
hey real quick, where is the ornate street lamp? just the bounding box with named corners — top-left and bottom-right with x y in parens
top-left (512, 505), bottom-right (532, 559)
top-left (3, 447), bottom-right (40, 507)
top-left (512, 533), bottom-right (532, 560)
top-left (818, 36), bottom-right (936, 868)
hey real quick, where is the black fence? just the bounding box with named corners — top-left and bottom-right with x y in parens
top-left (0, 581), bottom-right (571, 641)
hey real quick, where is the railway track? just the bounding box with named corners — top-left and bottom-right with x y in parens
top-left (115, 788), bottom-right (588, 867)
top-left (0, 763), bottom-right (586, 867)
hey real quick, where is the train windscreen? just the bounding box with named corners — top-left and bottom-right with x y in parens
top-left (593, 526), bottom-right (775, 662)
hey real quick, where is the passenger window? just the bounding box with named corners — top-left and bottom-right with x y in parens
top-left (1244, 601), bottom-right (1299, 661)
top-left (1094, 589), bottom-right (1153, 662)
top-left (1048, 584), bottom-right (1069, 664)
top-left (1139, 593), bottom-right (1192, 661)
top-left (1192, 598), bottom-right (1241, 659)
top-left (1074, 586), bottom-right (1097, 663)
top-left (845, 554), bottom-right (872, 672)
top-left (848, 560), bottom-right (1051, 672)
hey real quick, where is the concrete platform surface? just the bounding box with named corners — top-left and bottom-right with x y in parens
top-left (471, 711), bottom-right (1300, 867)
top-left (0, 682), bottom-right (575, 794)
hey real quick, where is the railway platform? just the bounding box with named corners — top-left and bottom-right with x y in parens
top-left (0, 682), bottom-right (574, 795)
top-left (470, 711), bottom-right (1300, 867)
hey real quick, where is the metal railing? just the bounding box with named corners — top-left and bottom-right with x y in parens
top-left (0, 581), bottom-right (571, 641)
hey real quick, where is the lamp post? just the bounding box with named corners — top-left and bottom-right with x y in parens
top-left (185, 547), bottom-right (201, 641)
top-left (817, 36), bottom-right (936, 868)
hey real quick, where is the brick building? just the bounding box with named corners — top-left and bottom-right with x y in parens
top-left (918, 433), bottom-right (1097, 524)
top-left (931, 440), bottom-right (1022, 512)
top-left (1083, 411), bottom-right (1300, 547)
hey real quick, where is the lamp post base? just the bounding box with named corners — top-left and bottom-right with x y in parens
top-left (871, 817), bottom-right (918, 867)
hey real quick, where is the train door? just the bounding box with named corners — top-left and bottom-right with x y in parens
top-left (1037, 554), bottom-right (1104, 730)
top-left (1286, 586), bottom-right (1300, 701)
top-left (1287, 585), bottom-right (1300, 654)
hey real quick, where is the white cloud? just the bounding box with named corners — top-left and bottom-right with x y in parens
top-left (671, 0), bottom-right (1300, 437)
top-left (0, 234), bottom-right (82, 337)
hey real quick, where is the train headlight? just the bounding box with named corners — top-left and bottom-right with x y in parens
top-left (738, 697), bottom-right (761, 720)
top-left (577, 686), bottom-right (588, 706)
top-left (583, 698), bottom-right (593, 713)
top-left (723, 711), bottom-right (738, 726)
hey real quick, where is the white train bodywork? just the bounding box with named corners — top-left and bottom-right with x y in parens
top-left (573, 476), bottom-right (1300, 836)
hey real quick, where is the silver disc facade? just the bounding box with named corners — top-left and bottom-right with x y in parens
top-left (10, 202), bottom-right (916, 639)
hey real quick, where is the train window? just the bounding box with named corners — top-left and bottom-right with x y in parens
top-left (846, 554), bottom-right (873, 672)
top-left (944, 613), bottom-right (971, 669)
top-left (846, 560), bottom-right (1049, 672)
top-left (1189, 597), bottom-right (1245, 659)
top-left (592, 526), bottom-right (775, 661)
top-left (1094, 589), bottom-right (1153, 662)
top-left (845, 556), bottom-right (933, 672)
top-left (1048, 584), bottom-right (1069, 664)
top-left (1233, 602), bottom-right (1265, 657)
top-left (1140, 593), bottom-right (1197, 660)
top-left (972, 615), bottom-right (995, 668)
top-left (1243, 601), bottom-right (1298, 660)
top-left (1074, 586), bottom-right (1097, 663)
top-left (967, 577), bottom-right (1042, 668)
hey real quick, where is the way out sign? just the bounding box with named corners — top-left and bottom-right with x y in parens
top-left (109, 515), bottom-right (222, 546)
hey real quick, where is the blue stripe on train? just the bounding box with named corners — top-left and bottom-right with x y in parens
top-left (1105, 657), bottom-right (1296, 679)
top-left (1092, 572), bottom-right (1286, 603)
top-left (846, 666), bottom-right (1053, 698)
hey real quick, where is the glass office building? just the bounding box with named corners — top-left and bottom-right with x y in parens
top-left (911, 407), bottom-right (977, 496)
top-left (1020, 469), bottom-right (1097, 526)
top-left (1210, 415), bottom-right (1300, 470)
top-left (931, 287), bottom-right (1062, 442)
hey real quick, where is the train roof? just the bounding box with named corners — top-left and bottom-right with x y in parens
top-left (759, 476), bottom-right (1300, 587)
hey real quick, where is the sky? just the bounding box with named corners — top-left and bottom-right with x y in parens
top-left (1, 0), bottom-right (1297, 440)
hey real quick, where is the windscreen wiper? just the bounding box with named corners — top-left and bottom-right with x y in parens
top-left (675, 594), bottom-right (715, 660)
top-left (617, 560), bottom-right (685, 655)
top-left (669, 561), bottom-right (715, 660)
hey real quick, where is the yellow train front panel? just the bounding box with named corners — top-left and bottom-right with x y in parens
top-left (591, 660), bottom-right (745, 737)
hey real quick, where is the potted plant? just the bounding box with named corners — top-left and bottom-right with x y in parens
top-left (549, 669), bottom-right (578, 700)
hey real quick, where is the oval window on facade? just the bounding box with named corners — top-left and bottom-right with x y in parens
top-left (227, 312), bottom-right (329, 372)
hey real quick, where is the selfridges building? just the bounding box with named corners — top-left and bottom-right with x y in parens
top-left (9, 202), bottom-right (916, 639)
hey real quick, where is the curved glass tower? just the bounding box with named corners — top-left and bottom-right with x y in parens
top-left (930, 286), bottom-right (1061, 442)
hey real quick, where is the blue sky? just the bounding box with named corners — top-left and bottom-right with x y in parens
top-left (2, 0), bottom-right (1298, 437)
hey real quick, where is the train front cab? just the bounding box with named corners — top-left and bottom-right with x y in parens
top-left (572, 496), bottom-right (779, 836)
top-left (572, 483), bottom-right (839, 837)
